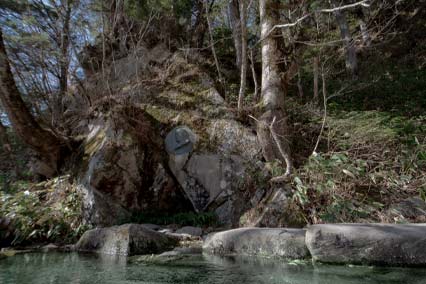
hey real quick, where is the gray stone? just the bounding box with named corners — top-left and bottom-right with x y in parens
top-left (306, 223), bottom-right (426, 266)
top-left (169, 153), bottom-right (252, 226)
top-left (164, 232), bottom-right (200, 241)
top-left (77, 45), bottom-right (271, 229)
top-left (207, 119), bottom-right (261, 161)
top-left (185, 154), bottom-right (223, 209)
top-left (79, 116), bottom-right (191, 226)
top-left (202, 88), bottom-right (225, 105)
top-left (203, 228), bottom-right (309, 259)
top-left (75, 224), bottom-right (178, 256)
top-left (175, 226), bottom-right (203, 236)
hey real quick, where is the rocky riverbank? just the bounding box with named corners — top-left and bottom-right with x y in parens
top-left (67, 223), bottom-right (426, 267)
top-left (2, 223), bottom-right (426, 267)
top-left (203, 224), bottom-right (426, 267)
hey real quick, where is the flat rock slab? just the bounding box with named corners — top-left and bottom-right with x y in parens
top-left (203, 228), bottom-right (309, 259)
top-left (175, 226), bottom-right (203, 237)
top-left (306, 223), bottom-right (426, 266)
top-left (76, 224), bottom-right (178, 256)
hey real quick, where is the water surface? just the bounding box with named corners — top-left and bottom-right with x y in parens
top-left (1, 252), bottom-right (426, 284)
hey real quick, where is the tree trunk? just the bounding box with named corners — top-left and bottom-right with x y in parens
top-left (0, 29), bottom-right (63, 176)
top-left (330, 0), bottom-right (358, 78)
top-left (0, 119), bottom-right (11, 153)
top-left (190, 0), bottom-right (208, 48)
top-left (297, 64), bottom-right (304, 98)
top-left (313, 56), bottom-right (319, 102)
top-left (249, 49), bottom-right (259, 99)
top-left (257, 0), bottom-right (292, 177)
top-left (359, 19), bottom-right (371, 47)
top-left (237, 0), bottom-right (247, 114)
top-left (229, 0), bottom-right (242, 70)
top-left (54, 0), bottom-right (72, 128)
top-left (205, 0), bottom-right (223, 84)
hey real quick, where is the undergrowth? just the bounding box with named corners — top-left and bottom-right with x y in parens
top-left (0, 176), bottom-right (89, 246)
top-left (291, 108), bottom-right (426, 224)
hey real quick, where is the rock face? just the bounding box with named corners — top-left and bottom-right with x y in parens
top-left (75, 224), bottom-right (178, 256)
top-left (78, 112), bottom-right (192, 226)
top-left (306, 223), bottom-right (426, 266)
top-left (203, 228), bottom-right (309, 259)
top-left (169, 153), bottom-right (254, 226)
top-left (74, 45), bottom-right (286, 227)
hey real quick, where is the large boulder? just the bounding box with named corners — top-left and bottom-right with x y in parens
top-left (75, 224), bottom-right (178, 256)
top-left (306, 223), bottom-right (426, 266)
top-left (203, 228), bottom-right (309, 259)
top-left (78, 112), bottom-right (192, 226)
top-left (75, 45), bottom-right (295, 228)
top-left (169, 153), bottom-right (254, 226)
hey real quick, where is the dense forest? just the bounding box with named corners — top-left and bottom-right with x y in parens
top-left (0, 0), bottom-right (425, 246)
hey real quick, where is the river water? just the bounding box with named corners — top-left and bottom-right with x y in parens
top-left (1, 252), bottom-right (426, 284)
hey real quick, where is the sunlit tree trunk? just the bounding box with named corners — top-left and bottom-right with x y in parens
top-left (0, 29), bottom-right (63, 176)
top-left (237, 0), bottom-right (247, 114)
top-left (257, 0), bottom-right (292, 178)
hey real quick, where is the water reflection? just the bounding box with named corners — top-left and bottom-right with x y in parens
top-left (1, 252), bottom-right (426, 284)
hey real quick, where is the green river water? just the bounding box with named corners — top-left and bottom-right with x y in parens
top-left (1, 252), bottom-right (426, 284)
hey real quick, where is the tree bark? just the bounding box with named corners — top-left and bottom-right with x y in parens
top-left (359, 19), bottom-right (371, 47)
top-left (237, 0), bottom-right (247, 114)
top-left (0, 119), bottom-right (11, 153)
top-left (330, 0), bottom-right (358, 78)
top-left (190, 0), bottom-right (208, 48)
top-left (0, 29), bottom-right (63, 176)
top-left (249, 49), bottom-right (259, 99)
top-left (54, 0), bottom-right (72, 128)
top-left (257, 0), bottom-right (292, 177)
top-left (313, 56), bottom-right (319, 102)
top-left (205, 0), bottom-right (223, 84)
top-left (229, 0), bottom-right (242, 70)
top-left (297, 63), bottom-right (304, 98)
